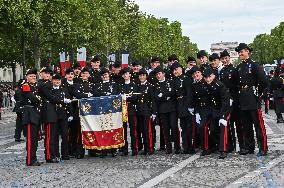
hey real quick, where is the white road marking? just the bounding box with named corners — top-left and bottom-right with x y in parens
top-left (138, 154), bottom-right (200, 188)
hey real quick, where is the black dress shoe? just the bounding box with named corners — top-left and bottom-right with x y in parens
top-left (200, 150), bottom-right (211, 156)
top-left (15, 139), bottom-right (25, 142)
top-left (166, 149), bottom-right (172, 154)
top-left (277, 119), bottom-right (284, 123)
top-left (239, 149), bottom-right (249, 155)
top-left (61, 156), bottom-right (70, 160)
top-left (111, 151), bottom-right (118, 157)
top-left (27, 161), bottom-right (42, 166)
top-left (175, 149), bottom-right (181, 154)
top-left (159, 147), bottom-right (166, 151)
top-left (248, 150), bottom-right (255, 154)
top-left (188, 149), bottom-right (196, 154)
top-left (181, 150), bottom-right (189, 154)
top-left (257, 151), bottom-right (267, 156)
top-left (218, 152), bottom-right (227, 159)
top-left (100, 151), bottom-right (107, 158)
top-left (76, 154), bottom-right (84, 159)
top-left (46, 158), bottom-right (60, 163)
top-left (131, 151), bottom-right (137, 156)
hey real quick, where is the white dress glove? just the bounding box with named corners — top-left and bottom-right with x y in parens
top-left (188, 108), bottom-right (194, 115)
top-left (64, 98), bottom-right (71, 104)
top-left (68, 116), bottom-right (73, 122)
top-left (229, 99), bottom-right (233, 106)
top-left (219, 119), bottom-right (227, 126)
top-left (158, 93), bottom-right (163, 98)
top-left (88, 93), bottom-right (93, 97)
top-left (195, 113), bottom-right (201, 124)
top-left (151, 114), bottom-right (156, 120)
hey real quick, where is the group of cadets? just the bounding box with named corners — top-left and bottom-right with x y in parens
top-left (18, 42), bottom-right (274, 166)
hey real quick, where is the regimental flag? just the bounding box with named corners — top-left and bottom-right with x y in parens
top-left (79, 95), bottom-right (125, 150)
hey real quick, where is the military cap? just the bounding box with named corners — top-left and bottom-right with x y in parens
top-left (100, 67), bottom-right (109, 75)
top-left (73, 62), bottom-right (81, 70)
top-left (197, 50), bottom-right (208, 59)
top-left (81, 67), bottom-right (90, 73)
top-left (220, 50), bottom-right (230, 58)
top-left (120, 67), bottom-right (132, 75)
top-left (189, 65), bottom-right (201, 74)
top-left (209, 53), bottom-right (220, 62)
top-left (26, 68), bottom-right (37, 76)
top-left (65, 68), bottom-right (74, 75)
top-left (113, 61), bottom-right (122, 68)
top-left (132, 61), bottom-right (141, 66)
top-left (203, 68), bottom-right (214, 78)
top-left (91, 55), bottom-right (101, 62)
top-left (52, 73), bottom-right (62, 80)
top-left (40, 66), bottom-right (52, 73)
top-left (153, 66), bottom-right (164, 74)
top-left (171, 62), bottom-right (183, 70)
top-left (17, 79), bottom-right (25, 87)
top-left (168, 54), bottom-right (178, 62)
top-left (138, 68), bottom-right (148, 75)
top-left (235, 43), bottom-right (253, 52)
top-left (151, 56), bottom-right (160, 63)
top-left (187, 56), bottom-right (196, 63)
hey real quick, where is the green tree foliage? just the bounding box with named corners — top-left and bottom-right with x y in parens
top-left (0, 0), bottom-right (198, 72)
top-left (251, 22), bottom-right (284, 64)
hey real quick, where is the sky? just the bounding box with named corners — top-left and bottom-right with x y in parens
top-left (134, 0), bottom-right (284, 52)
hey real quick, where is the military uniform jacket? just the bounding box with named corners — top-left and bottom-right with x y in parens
top-left (95, 81), bottom-right (119, 96)
top-left (21, 82), bottom-right (41, 126)
top-left (207, 79), bottom-right (230, 118)
top-left (190, 78), bottom-right (211, 113)
top-left (174, 75), bottom-right (193, 118)
top-left (136, 81), bottom-right (157, 116)
top-left (110, 73), bottom-right (124, 85)
top-left (236, 58), bottom-right (268, 110)
top-left (13, 89), bottom-right (23, 113)
top-left (154, 79), bottom-right (176, 114)
top-left (200, 63), bottom-right (210, 73)
top-left (73, 80), bottom-right (98, 99)
top-left (131, 72), bottom-right (140, 84)
top-left (269, 75), bottom-right (284, 113)
top-left (89, 68), bottom-right (102, 84)
top-left (148, 70), bottom-right (158, 85)
top-left (119, 81), bottom-right (138, 115)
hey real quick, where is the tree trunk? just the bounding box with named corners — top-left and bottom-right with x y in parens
top-left (21, 33), bottom-right (26, 77)
top-left (33, 31), bottom-right (41, 70)
top-left (11, 63), bottom-right (16, 86)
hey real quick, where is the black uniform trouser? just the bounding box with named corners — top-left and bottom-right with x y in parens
top-left (180, 115), bottom-right (193, 151)
top-left (276, 113), bottom-right (283, 120)
top-left (137, 114), bottom-right (153, 153)
top-left (15, 113), bottom-right (25, 139)
top-left (230, 109), bottom-right (244, 151)
top-left (25, 123), bottom-right (39, 165)
top-left (136, 117), bottom-right (143, 151)
top-left (209, 116), bottom-right (229, 153)
top-left (55, 119), bottom-right (69, 158)
top-left (121, 113), bottom-right (138, 154)
top-left (68, 120), bottom-right (77, 155)
top-left (241, 109), bottom-right (268, 153)
top-left (75, 119), bottom-right (85, 156)
top-left (44, 122), bottom-right (57, 160)
top-left (159, 111), bottom-right (180, 151)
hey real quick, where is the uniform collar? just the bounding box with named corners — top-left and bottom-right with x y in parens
top-left (125, 80), bottom-right (131, 84)
top-left (67, 80), bottom-right (73, 85)
top-left (53, 86), bottom-right (59, 89)
top-left (103, 80), bottom-right (110, 83)
top-left (141, 80), bottom-right (147, 85)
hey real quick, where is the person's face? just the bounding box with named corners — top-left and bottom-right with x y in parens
top-left (101, 73), bottom-right (110, 81)
top-left (139, 74), bottom-right (147, 82)
top-left (211, 59), bottom-right (220, 68)
top-left (156, 71), bottom-right (165, 81)
top-left (26, 74), bottom-right (37, 84)
top-left (113, 67), bottom-right (121, 74)
top-left (65, 72), bottom-right (74, 81)
top-left (199, 56), bottom-right (208, 64)
top-left (81, 71), bottom-right (90, 80)
top-left (91, 61), bottom-right (100, 69)
top-left (42, 72), bottom-right (50, 80)
top-left (173, 67), bottom-right (182, 77)
top-left (238, 49), bottom-right (250, 60)
top-left (193, 71), bottom-right (202, 81)
top-left (122, 72), bottom-right (131, 81)
top-left (187, 61), bottom-right (196, 69)
top-left (204, 74), bottom-right (215, 84)
top-left (132, 65), bottom-right (141, 73)
top-left (220, 56), bottom-right (230, 66)
top-left (52, 79), bottom-right (61, 87)
top-left (151, 61), bottom-right (160, 69)
top-left (74, 68), bottom-right (81, 76)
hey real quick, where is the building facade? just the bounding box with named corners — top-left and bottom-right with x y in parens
top-left (0, 64), bottom-right (23, 82)
top-left (210, 42), bottom-right (239, 62)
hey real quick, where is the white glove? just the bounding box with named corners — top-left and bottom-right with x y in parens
top-left (195, 113), bottom-right (201, 124)
top-left (219, 119), bottom-right (227, 127)
top-left (122, 94), bottom-right (127, 101)
top-left (64, 98), bottom-right (71, 104)
top-left (158, 93), bottom-right (163, 98)
top-left (88, 93), bottom-right (93, 97)
top-left (11, 96), bottom-right (16, 103)
top-left (188, 108), bottom-right (194, 115)
top-left (230, 99), bottom-right (233, 106)
top-left (166, 97), bottom-right (171, 100)
top-left (151, 114), bottom-right (156, 120)
top-left (68, 116), bottom-right (73, 122)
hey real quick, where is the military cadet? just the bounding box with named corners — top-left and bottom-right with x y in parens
top-left (136, 68), bottom-right (157, 155)
top-left (197, 50), bottom-right (210, 72)
top-left (185, 56), bottom-right (197, 77)
top-left (73, 62), bottom-right (82, 83)
top-left (131, 61), bottom-right (142, 84)
top-left (119, 67), bottom-right (139, 156)
top-left (89, 55), bottom-right (102, 84)
top-left (164, 54), bottom-right (178, 80)
top-left (153, 66), bottom-right (181, 154)
top-left (110, 61), bottom-right (124, 84)
top-left (219, 49), bottom-right (240, 152)
top-left (235, 43), bottom-right (268, 156)
top-left (269, 68), bottom-right (284, 123)
top-left (190, 66), bottom-right (211, 155)
top-left (171, 62), bottom-right (195, 154)
top-left (96, 67), bottom-right (119, 96)
top-left (14, 79), bottom-right (25, 142)
top-left (73, 67), bottom-right (97, 159)
top-left (21, 69), bottom-right (42, 166)
top-left (209, 53), bottom-right (223, 79)
top-left (203, 68), bottom-right (230, 159)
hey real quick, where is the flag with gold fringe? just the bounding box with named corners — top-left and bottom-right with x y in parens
top-left (79, 95), bottom-right (125, 150)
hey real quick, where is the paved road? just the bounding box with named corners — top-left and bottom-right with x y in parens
top-left (0, 109), bottom-right (283, 188)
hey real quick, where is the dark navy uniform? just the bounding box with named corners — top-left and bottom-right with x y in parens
top-left (269, 73), bottom-right (284, 122)
top-left (89, 68), bottom-right (102, 84)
